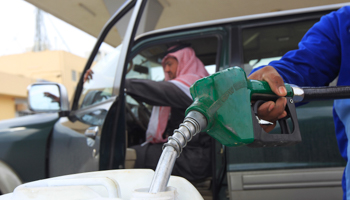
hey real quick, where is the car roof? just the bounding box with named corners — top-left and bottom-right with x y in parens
top-left (136, 2), bottom-right (350, 40)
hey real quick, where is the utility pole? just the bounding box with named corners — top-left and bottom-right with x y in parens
top-left (33, 9), bottom-right (49, 52)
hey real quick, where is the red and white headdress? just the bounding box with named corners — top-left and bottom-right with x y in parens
top-left (145, 46), bottom-right (209, 143)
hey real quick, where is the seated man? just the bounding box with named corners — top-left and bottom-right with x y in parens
top-left (126, 46), bottom-right (212, 182)
top-left (84, 45), bottom-right (212, 181)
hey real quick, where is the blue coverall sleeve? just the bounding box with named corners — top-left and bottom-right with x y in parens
top-left (251, 10), bottom-right (342, 87)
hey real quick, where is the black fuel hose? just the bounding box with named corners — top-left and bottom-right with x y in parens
top-left (301, 86), bottom-right (350, 102)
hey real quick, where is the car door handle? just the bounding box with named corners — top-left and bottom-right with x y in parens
top-left (85, 126), bottom-right (99, 139)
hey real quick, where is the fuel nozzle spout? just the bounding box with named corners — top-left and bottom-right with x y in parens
top-left (148, 111), bottom-right (207, 193)
top-left (163, 111), bottom-right (207, 158)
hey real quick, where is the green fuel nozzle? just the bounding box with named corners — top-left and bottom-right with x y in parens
top-left (185, 67), bottom-right (300, 147)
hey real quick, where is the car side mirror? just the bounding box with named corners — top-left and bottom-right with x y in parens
top-left (28, 83), bottom-right (70, 115)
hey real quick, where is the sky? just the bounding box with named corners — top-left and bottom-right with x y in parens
top-left (0, 0), bottom-right (114, 58)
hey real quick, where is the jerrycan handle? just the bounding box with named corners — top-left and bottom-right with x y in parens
top-left (248, 97), bottom-right (301, 147)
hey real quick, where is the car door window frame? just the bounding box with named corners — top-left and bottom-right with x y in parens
top-left (70, 0), bottom-right (137, 112)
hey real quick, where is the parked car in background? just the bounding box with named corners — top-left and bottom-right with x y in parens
top-left (0, 1), bottom-right (348, 199)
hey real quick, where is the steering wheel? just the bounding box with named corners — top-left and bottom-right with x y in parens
top-left (125, 95), bottom-right (151, 132)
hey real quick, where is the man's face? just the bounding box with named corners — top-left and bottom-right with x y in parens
top-left (164, 56), bottom-right (178, 80)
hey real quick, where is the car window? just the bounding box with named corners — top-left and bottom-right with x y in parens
top-left (126, 52), bottom-right (216, 82)
top-left (125, 36), bottom-right (218, 146)
top-left (242, 19), bottom-right (319, 75)
top-left (125, 40), bottom-right (217, 104)
top-left (78, 45), bottom-right (121, 109)
top-left (75, 2), bottom-right (139, 110)
top-left (126, 53), bottom-right (162, 81)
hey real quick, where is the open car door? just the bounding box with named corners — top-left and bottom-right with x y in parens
top-left (48, 0), bottom-right (148, 177)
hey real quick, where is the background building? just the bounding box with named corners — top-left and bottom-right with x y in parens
top-left (0, 50), bottom-right (87, 120)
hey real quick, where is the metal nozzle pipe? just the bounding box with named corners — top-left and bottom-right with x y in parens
top-left (148, 111), bottom-right (207, 193)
